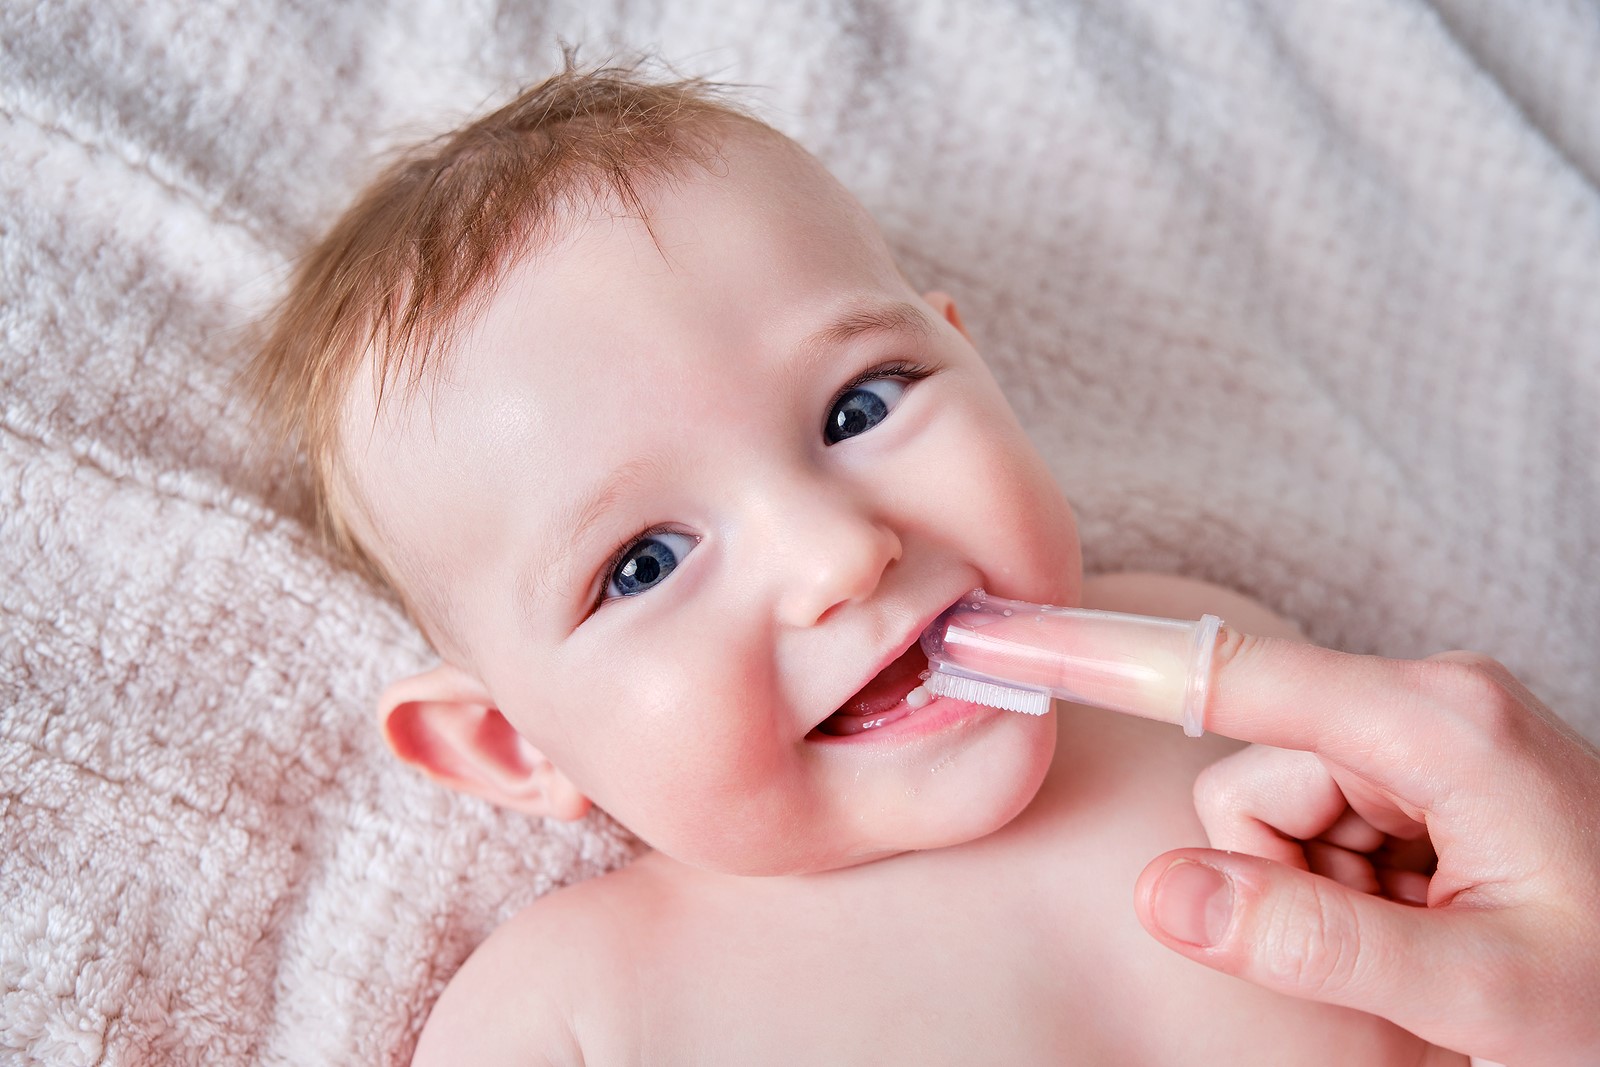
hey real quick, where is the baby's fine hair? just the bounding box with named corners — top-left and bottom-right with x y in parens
top-left (248, 58), bottom-right (751, 603)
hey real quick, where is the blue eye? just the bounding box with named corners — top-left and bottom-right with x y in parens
top-left (605, 531), bottom-right (697, 599)
top-left (825, 378), bottom-right (908, 444)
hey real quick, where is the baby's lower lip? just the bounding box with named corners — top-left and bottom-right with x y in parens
top-left (809, 643), bottom-right (930, 738)
top-left (810, 696), bottom-right (921, 736)
top-left (806, 691), bottom-right (996, 746)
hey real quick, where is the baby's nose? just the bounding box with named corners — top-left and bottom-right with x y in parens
top-left (772, 493), bottom-right (903, 628)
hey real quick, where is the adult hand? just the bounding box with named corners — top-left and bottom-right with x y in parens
top-left (1133, 633), bottom-right (1600, 1066)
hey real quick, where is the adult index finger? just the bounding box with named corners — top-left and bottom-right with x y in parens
top-left (1195, 626), bottom-right (1462, 807)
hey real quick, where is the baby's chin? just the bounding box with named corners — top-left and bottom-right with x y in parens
top-left (641, 715), bottom-right (1058, 878)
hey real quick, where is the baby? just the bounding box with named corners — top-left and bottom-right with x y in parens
top-left (253, 64), bottom-right (1463, 1064)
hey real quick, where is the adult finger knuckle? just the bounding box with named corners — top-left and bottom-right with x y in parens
top-left (1425, 649), bottom-right (1511, 686)
top-left (1191, 759), bottom-right (1243, 821)
top-left (1419, 654), bottom-right (1524, 743)
top-left (1191, 772), bottom-right (1251, 848)
top-left (1258, 877), bottom-right (1366, 1000)
top-left (1191, 747), bottom-right (1314, 823)
top-left (1426, 647), bottom-right (1501, 669)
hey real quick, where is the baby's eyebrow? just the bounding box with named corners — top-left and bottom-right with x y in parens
top-left (773, 299), bottom-right (935, 400)
top-left (795, 300), bottom-right (934, 367)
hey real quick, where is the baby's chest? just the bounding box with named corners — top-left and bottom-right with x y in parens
top-left (581, 831), bottom-right (1431, 1067)
top-left (595, 907), bottom-right (1430, 1067)
top-left (611, 905), bottom-right (1103, 1064)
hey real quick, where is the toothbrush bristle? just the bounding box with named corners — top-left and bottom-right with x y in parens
top-left (925, 671), bottom-right (1051, 715)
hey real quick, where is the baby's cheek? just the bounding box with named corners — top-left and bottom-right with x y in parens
top-left (1004, 453), bottom-right (1080, 597)
top-left (947, 414), bottom-right (1081, 601)
top-left (621, 654), bottom-right (790, 780)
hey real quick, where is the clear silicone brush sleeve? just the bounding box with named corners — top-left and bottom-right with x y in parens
top-left (920, 591), bottom-right (1222, 736)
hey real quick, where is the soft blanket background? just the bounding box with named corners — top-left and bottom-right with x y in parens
top-left (3, 0), bottom-right (1597, 1062)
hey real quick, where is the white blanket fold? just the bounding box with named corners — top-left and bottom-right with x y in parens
top-left (3, 1), bottom-right (1596, 1062)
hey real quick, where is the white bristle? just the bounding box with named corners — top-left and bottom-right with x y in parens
top-left (925, 671), bottom-right (1052, 715)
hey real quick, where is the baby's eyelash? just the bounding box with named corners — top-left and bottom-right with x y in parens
top-left (826, 359), bottom-right (936, 413)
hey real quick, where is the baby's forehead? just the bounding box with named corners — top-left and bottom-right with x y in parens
top-left (360, 130), bottom-right (897, 408)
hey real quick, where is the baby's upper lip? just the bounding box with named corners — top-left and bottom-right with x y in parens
top-left (810, 589), bottom-right (969, 732)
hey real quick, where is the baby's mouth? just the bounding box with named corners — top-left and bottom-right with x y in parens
top-left (810, 642), bottom-right (931, 737)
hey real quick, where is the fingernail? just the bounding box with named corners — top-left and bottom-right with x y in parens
top-left (1154, 860), bottom-right (1233, 947)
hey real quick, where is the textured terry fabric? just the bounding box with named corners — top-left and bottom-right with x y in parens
top-left (2, 1), bottom-right (1598, 1062)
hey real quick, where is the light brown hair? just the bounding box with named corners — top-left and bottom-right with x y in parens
top-left (248, 58), bottom-right (751, 637)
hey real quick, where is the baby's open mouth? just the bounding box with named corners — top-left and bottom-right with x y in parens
top-left (810, 641), bottom-right (931, 737)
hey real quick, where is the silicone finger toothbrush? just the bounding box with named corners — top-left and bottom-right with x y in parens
top-left (918, 590), bottom-right (1223, 737)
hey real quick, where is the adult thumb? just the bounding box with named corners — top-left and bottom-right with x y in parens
top-left (1134, 848), bottom-right (1483, 1041)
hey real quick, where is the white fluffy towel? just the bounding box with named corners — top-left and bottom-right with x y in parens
top-left (3, 1), bottom-right (1597, 1063)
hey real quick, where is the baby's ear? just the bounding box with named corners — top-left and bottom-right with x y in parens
top-left (378, 664), bottom-right (592, 821)
top-left (921, 290), bottom-right (973, 342)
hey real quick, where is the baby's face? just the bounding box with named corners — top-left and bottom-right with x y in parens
top-left (353, 129), bottom-right (1082, 874)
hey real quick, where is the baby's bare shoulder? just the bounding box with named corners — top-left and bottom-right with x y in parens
top-left (412, 870), bottom-right (650, 1067)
